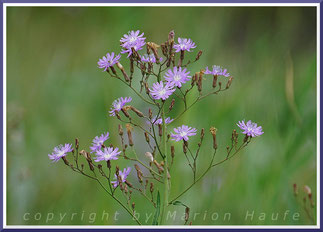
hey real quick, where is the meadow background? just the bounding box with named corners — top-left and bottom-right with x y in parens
top-left (7, 6), bottom-right (317, 225)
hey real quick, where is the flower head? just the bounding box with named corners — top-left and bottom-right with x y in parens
top-left (97, 52), bottom-right (121, 71)
top-left (164, 67), bottom-right (191, 88)
top-left (170, 125), bottom-right (197, 141)
top-left (120, 30), bottom-right (145, 47)
top-left (94, 147), bottom-right (121, 162)
top-left (205, 65), bottom-right (230, 77)
top-left (48, 143), bottom-right (73, 162)
top-left (120, 30), bottom-right (146, 57)
top-left (174, 37), bottom-right (196, 53)
top-left (90, 132), bottom-right (110, 153)
top-left (149, 81), bottom-right (175, 101)
top-left (111, 167), bottom-right (131, 188)
top-left (109, 97), bottom-right (132, 116)
top-left (141, 54), bottom-right (163, 63)
top-left (237, 120), bottom-right (264, 137)
top-left (150, 116), bottom-right (174, 125)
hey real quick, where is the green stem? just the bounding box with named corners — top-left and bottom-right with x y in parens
top-left (160, 104), bottom-right (169, 225)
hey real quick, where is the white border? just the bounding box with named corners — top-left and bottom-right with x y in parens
top-left (2, 2), bottom-right (320, 229)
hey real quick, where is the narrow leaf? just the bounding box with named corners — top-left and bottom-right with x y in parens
top-left (152, 191), bottom-right (161, 225)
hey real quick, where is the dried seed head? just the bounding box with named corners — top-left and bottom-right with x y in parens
top-left (144, 82), bottom-right (150, 95)
top-left (115, 110), bottom-right (121, 120)
top-left (191, 73), bottom-right (197, 87)
top-left (197, 70), bottom-right (204, 92)
top-left (125, 180), bottom-right (133, 188)
top-left (115, 165), bottom-right (120, 176)
top-left (145, 152), bottom-right (154, 162)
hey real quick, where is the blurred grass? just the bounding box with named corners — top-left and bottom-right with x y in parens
top-left (6, 6), bottom-right (316, 225)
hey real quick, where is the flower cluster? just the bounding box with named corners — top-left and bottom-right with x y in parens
top-left (49, 30), bottom-right (265, 226)
top-left (120, 30), bottom-right (146, 57)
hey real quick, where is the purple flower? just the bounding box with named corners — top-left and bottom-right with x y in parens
top-left (109, 97), bottom-right (132, 116)
top-left (120, 30), bottom-right (146, 57)
top-left (173, 37), bottom-right (196, 53)
top-left (164, 67), bottom-right (191, 88)
top-left (120, 30), bottom-right (145, 47)
top-left (111, 167), bottom-right (131, 188)
top-left (94, 147), bottom-right (121, 162)
top-left (97, 52), bottom-right (121, 71)
top-left (150, 116), bottom-right (174, 125)
top-left (205, 65), bottom-right (230, 77)
top-left (149, 81), bottom-right (175, 101)
top-left (48, 143), bottom-right (73, 162)
top-left (170, 125), bottom-right (197, 142)
top-left (90, 132), bottom-right (110, 153)
top-left (237, 120), bottom-right (264, 137)
top-left (141, 54), bottom-right (163, 63)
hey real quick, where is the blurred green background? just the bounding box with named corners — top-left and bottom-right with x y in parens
top-left (7, 6), bottom-right (317, 225)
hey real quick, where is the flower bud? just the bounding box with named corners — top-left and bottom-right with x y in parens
top-left (226, 77), bottom-right (233, 89)
top-left (61, 156), bottom-right (69, 166)
top-left (75, 138), bottom-right (79, 150)
top-left (126, 123), bottom-right (134, 146)
top-left (212, 75), bottom-right (218, 88)
top-left (144, 132), bottom-right (150, 143)
top-left (148, 109), bottom-right (153, 119)
top-left (118, 124), bottom-right (123, 136)
top-left (132, 202), bottom-right (135, 210)
top-left (185, 207), bottom-right (190, 222)
top-left (169, 99), bottom-right (175, 112)
top-left (171, 146), bottom-right (175, 158)
top-left (150, 182), bottom-right (154, 193)
top-left (158, 124), bottom-right (162, 137)
top-left (195, 50), bottom-right (202, 61)
top-left (168, 30), bottom-right (175, 42)
top-left (130, 106), bottom-right (144, 117)
top-left (293, 183), bottom-right (298, 196)
top-left (210, 127), bottom-right (217, 150)
top-left (116, 62), bottom-right (130, 82)
top-left (121, 107), bottom-right (130, 118)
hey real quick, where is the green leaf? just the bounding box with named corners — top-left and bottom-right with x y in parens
top-left (152, 191), bottom-right (161, 225)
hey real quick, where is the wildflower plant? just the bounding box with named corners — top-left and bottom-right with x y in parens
top-left (48, 30), bottom-right (263, 225)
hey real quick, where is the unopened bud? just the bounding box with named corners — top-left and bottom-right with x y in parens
top-left (121, 107), bottom-right (130, 118)
top-left (148, 109), bottom-right (153, 119)
top-left (75, 138), bottom-right (79, 150)
top-left (126, 124), bottom-right (134, 146)
top-left (210, 127), bottom-right (218, 150)
top-left (118, 124), bottom-right (123, 136)
top-left (150, 182), bottom-right (154, 193)
top-left (171, 146), bottom-right (175, 158)
top-left (144, 132), bottom-right (150, 143)
top-left (62, 156), bottom-right (69, 166)
top-left (293, 183), bottom-right (298, 196)
top-left (116, 62), bottom-right (130, 82)
top-left (168, 30), bottom-right (175, 42)
top-left (304, 185), bottom-right (312, 196)
top-left (130, 106), bottom-right (144, 117)
top-left (169, 99), bottom-right (175, 112)
top-left (158, 124), bottom-right (162, 137)
top-left (185, 207), bottom-right (190, 222)
top-left (226, 77), bottom-right (233, 89)
top-left (195, 50), bottom-right (202, 61)
top-left (132, 202), bottom-right (135, 210)
top-left (212, 75), bottom-right (218, 88)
